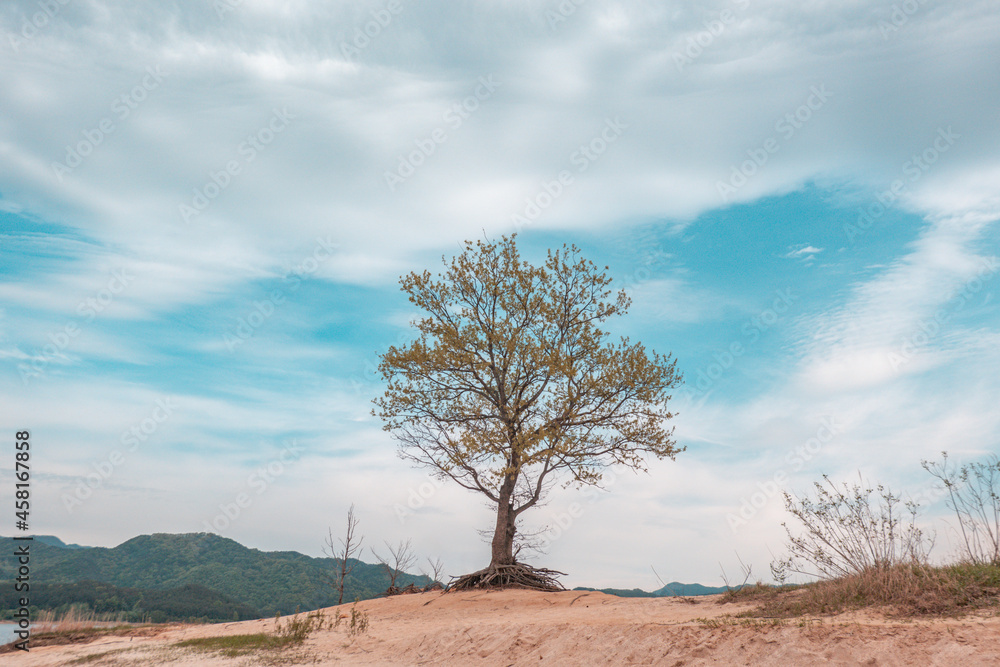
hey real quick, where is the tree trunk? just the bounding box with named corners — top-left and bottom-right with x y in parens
top-left (337, 557), bottom-right (346, 605)
top-left (490, 477), bottom-right (517, 568)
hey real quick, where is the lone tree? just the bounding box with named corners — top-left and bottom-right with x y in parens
top-left (324, 503), bottom-right (363, 605)
top-left (374, 235), bottom-right (682, 590)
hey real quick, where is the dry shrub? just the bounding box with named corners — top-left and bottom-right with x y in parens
top-left (772, 475), bottom-right (931, 582)
top-left (742, 468), bottom-right (1000, 618)
top-left (719, 581), bottom-right (792, 605)
top-left (923, 452), bottom-right (1000, 565)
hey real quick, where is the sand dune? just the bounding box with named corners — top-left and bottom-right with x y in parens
top-left (10, 589), bottom-right (1000, 665)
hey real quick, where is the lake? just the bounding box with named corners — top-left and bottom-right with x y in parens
top-left (0, 622), bottom-right (28, 646)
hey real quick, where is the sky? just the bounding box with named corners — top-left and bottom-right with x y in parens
top-left (1, 0), bottom-right (999, 590)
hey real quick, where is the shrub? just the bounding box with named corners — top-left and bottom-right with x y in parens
top-left (772, 474), bottom-right (931, 582)
top-left (923, 451), bottom-right (1000, 565)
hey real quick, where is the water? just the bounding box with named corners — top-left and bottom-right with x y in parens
top-left (0, 623), bottom-right (28, 645)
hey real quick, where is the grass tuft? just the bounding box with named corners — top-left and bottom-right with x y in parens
top-left (174, 609), bottom-right (333, 658)
top-left (175, 633), bottom-right (300, 657)
top-left (67, 649), bottom-right (131, 664)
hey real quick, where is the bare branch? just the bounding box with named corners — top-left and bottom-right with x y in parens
top-left (422, 557), bottom-right (446, 588)
top-left (371, 539), bottom-right (417, 593)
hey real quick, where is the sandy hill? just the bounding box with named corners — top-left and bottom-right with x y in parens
top-left (10, 589), bottom-right (1000, 665)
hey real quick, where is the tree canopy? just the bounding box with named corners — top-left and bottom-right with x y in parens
top-left (374, 234), bottom-right (683, 588)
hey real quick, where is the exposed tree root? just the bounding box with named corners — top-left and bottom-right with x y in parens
top-left (448, 562), bottom-right (566, 592)
top-left (384, 582), bottom-right (446, 596)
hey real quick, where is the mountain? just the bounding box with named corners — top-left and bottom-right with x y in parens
top-left (32, 535), bottom-right (91, 550)
top-left (572, 587), bottom-right (659, 598)
top-left (574, 581), bottom-right (730, 598)
top-left (653, 582), bottom-right (730, 596)
top-left (0, 533), bottom-right (430, 617)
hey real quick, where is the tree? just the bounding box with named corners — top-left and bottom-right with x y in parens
top-left (371, 539), bottom-right (417, 593)
top-left (422, 557), bottom-right (446, 590)
top-left (373, 234), bottom-right (683, 590)
top-left (324, 504), bottom-right (363, 605)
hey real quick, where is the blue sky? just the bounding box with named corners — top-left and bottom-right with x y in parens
top-left (2, 0), bottom-right (999, 589)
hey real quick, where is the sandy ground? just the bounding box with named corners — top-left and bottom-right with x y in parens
top-left (6, 589), bottom-right (1000, 666)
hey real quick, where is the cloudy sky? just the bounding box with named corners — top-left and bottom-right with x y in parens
top-left (2, 0), bottom-right (999, 589)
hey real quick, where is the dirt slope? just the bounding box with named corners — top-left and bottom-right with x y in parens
top-left (8, 589), bottom-right (1000, 665)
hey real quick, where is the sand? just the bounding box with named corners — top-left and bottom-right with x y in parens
top-left (7, 589), bottom-right (1000, 665)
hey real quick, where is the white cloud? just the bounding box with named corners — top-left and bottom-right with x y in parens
top-left (785, 245), bottom-right (822, 259)
top-left (1, 0), bottom-right (997, 294)
top-left (3, 0), bottom-right (1000, 587)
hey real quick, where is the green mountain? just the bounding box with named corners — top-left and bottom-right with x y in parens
top-left (653, 582), bottom-right (730, 596)
top-left (33, 535), bottom-right (91, 550)
top-left (573, 586), bottom-right (659, 598)
top-left (0, 533), bottom-right (429, 617)
top-left (574, 581), bottom-right (730, 598)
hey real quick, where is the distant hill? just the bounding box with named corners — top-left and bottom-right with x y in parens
top-left (573, 587), bottom-right (659, 598)
top-left (0, 533), bottom-right (429, 617)
top-left (653, 582), bottom-right (730, 596)
top-left (33, 535), bottom-right (91, 550)
top-left (574, 581), bottom-right (730, 598)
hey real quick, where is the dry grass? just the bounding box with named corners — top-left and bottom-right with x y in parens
top-left (175, 633), bottom-right (298, 657)
top-left (719, 581), bottom-right (801, 604)
top-left (66, 648), bottom-right (133, 664)
top-left (32, 606), bottom-right (140, 634)
top-left (0, 608), bottom-right (159, 654)
top-left (696, 615), bottom-right (787, 628)
top-left (723, 562), bottom-right (1000, 618)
